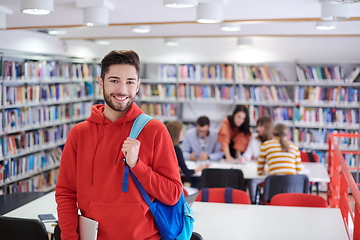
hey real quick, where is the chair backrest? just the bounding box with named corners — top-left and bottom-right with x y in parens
top-left (199, 168), bottom-right (246, 191)
top-left (195, 187), bottom-right (251, 204)
top-left (269, 193), bottom-right (328, 208)
top-left (54, 224), bottom-right (61, 240)
top-left (263, 174), bottom-right (309, 204)
top-left (191, 231), bottom-right (204, 240)
top-left (0, 216), bottom-right (49, 240)
top-left (300, 151), bottom-right (319, 163)
top-left (183, 187), bottom-right (189, 197)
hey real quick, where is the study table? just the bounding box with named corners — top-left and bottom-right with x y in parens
top-left (3, 191), bottom-right (58, 233)
top-left (186, 160), bottom-right (330, 183)
top-left (2, 191), bottom-right (349, 239)
top-left (191, 201), bottom-right (348, 240)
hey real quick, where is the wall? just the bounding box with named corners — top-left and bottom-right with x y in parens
top-left (1, 31), bottom-right (359, 63)
top-left (99, 37), bottom-right (360, 64)
top-left (0, 29), bottom-right (101, 59)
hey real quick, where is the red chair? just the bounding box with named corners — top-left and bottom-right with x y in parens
top-left (195, 187), bottom-right (251, 204)
top-left (183, 188), bottom-right (189, 197)
top-left (269, 193), bottom-right (328, 208)
top-left (300, 151), bottom-right (320, 195)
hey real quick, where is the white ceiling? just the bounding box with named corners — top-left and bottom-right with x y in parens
top-left (1, 0), bottom-right (360, 41)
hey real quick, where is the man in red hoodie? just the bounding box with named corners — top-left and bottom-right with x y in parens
top-left (55, 50), bottom-right (183, 240)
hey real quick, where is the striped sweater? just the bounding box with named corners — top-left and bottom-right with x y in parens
top-left (257, 138), bottom-right (303, 175)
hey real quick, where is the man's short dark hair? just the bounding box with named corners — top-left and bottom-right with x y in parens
top-left (100, 50), bottom-right (140, 80)
top-left (196, 116), bottom-right (210, 127)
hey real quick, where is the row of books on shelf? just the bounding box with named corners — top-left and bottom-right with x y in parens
top-left (294, 86), bottom-right (359, 104)
top-left (157, 64), bottom-right (289, 82)
top-left (237, 65), bottom-right (286, 82)
top-left (178, 85), bottom-right (292, 103)
top-left (140, 84), bottom-right (292, 103)
top-left (4, 83), bottom-right (93, 106)
top-left (0, 147), bottom-right (62, 185)
top-left (2, 60), bottom-right (94, 80)
top-left (296, 65), bottom-right (360, 82)
top-left (3, 102), bottom-right (92, 132)
top-left (0, 124), bottom-right (71, 157)
top-left (177, 64), bottom-right (234, 81)
top-left (139, 103), bottom-right (177, 119)
top-left (140, 84), bottom-right (177, 100)
top-left (0, 168), bottom-right (59, 195)
top-left (292, 129), bottom-right (359, 149)
top-left (344, 153), bottom-right (360, 168)
top-left (294, 107), bottom-right (359, 127)
top-left (248, 106), bottom-right (293, 124)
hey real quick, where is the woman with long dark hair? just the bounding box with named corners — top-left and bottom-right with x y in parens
top-left (217, 105), bottom-right (251, 162)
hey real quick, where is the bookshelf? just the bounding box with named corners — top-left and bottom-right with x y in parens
top-left (0, 52), bottom-right (96, 195)
top-left (137, 61), bottom-right (360, 164)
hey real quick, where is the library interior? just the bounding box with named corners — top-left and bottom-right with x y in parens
top-left (0, 0), bottom-right (360, 239)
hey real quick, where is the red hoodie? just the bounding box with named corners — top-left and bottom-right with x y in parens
top-left (55, 103), bottom-right (182, 240)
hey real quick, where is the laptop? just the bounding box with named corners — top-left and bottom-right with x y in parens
top-left (79, 215), bottom-right (98, 240)
top-left (185, 192), bottom-right (199, 207)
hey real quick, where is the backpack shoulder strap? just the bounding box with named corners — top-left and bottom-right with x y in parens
top-left (122, 114), bottom-right (152, 193)
top-left (129, 114), bottom-right (152, 139)
top-left (225, 187), bottom-right (233, 203)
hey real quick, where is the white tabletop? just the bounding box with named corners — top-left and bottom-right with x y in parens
top-left (191, 202), bottom-right (348, 240)
top-left (186, 160), bottom-right (330, 182)
top-left (4, 191), bottom-right (58, 233)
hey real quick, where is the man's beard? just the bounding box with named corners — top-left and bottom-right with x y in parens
top-left (103, 91), bottom-right (134, 112)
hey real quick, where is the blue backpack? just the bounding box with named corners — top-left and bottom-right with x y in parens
top-left (122, 114), bottom-right (194, 240)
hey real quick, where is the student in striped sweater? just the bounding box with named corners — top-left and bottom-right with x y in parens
top-left (257, 123), bottom-right (303, 176)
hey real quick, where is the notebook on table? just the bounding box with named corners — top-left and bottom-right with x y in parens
top-left (79, 215), bottom-right (98, 240)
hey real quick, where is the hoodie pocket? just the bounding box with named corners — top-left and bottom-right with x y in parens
top-left (87, 202), bottom-right (150, 239)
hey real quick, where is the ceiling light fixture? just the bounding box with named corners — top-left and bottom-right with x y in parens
top-left (131, 25), bottom-right (151, 33)
top-left (76, 0), bottom-right (114, 27)
top-left (164, 38), bottom-right (180, 46)
top-left (321, 1), bottom-right (350, 20)
top-left (197, 2), bottom-right (223, 24)
top-left (237, 38), bottom-right (253, 47)
top-left (220, 22), bottom-right (241, 32)
top-left (21, 0), bottom-right (54, 15)
top-left (83, 7), bottom-right (109, 26)
top-left (164, 0), bottom-right (198, 8)
top-left (316, 21), bottom-right (338, 30)
top-left (48, 29), bottom-right (67, 35)
top-left (96, 40), bottom-right (111, 45)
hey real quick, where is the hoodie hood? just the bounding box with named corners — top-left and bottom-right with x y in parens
top-left (87, 103), bottom-right (144, 185)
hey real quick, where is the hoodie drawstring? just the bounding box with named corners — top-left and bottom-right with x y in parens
top-left (114, 116), bottom-right (127, 164)
top-left (90, 117), bottom-right (105, 186)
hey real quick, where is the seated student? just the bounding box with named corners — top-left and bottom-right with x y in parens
top-left (217, 105), bottom-right (251, 162)
top-left (238, 116), bottom-right (273, 203)
top-left (166, 121), bottom-right (208, 188)
top-left (239, 116), bottom-right (273, 164)
top-left (257, 123), bottom-right (303, 176)
top-left (181, 116), bottom-right (223, 162)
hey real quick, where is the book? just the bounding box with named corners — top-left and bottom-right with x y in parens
top-left (38, 214), bottom-right (57, 223)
